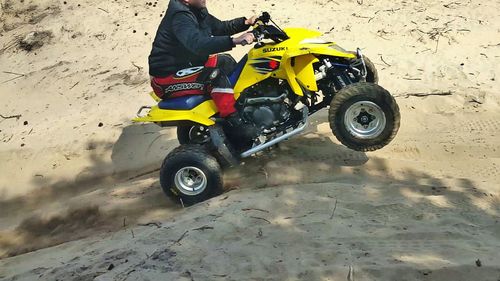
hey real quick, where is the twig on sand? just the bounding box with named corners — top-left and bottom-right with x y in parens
top-left (284, 212), bottom-right (313, 220)
top-left (175, 230), bottom-right (189, 244)
top-left (1, 71), bottom-right (25, 84)
top-left (376, 29), bottom-right (391, 40)
top-left (380, 55), bottom-right (391, 67)
top-left (2, 134), bottom-right (13, 143)
top-left (70, 81), bottom-right (79, 89)
top-left (375, 8), bottom-right (401, 14)
top-left (443, 1), bottom-right (468, 8)
top-left (0, 37), bottom-right (21, 55)
top-left (351, 13), bottom-right (372, 20)
top-left (481, 42), bottom-right (500, 48)
top-left (250, 216), bottom-right (271, 224)
top-left (98, 7), bottom-right (109, 13)
top-left (402, 77), bottom-right (422, 80)
top-left (396, 91), bottom-right (453, 98)
top-left (3, 71), bottom-right (25, 76)
top-left (434, 35), bottom-right (440, 53)
top-left (347, 265), bottom-right (355, 281)
top-left (330, 198), bottom-right (338, 219)
top-left (417, 48), bottom-right (432, 54)
top-left (0, 113), bottom-right (22, 120)
top-left (193, 226), bottom-right (214, 231)
top-left (121, 269), bottom-right (136, 281)
top-left (138, 222), bottom-right (162, 228)
top-left (468, 97), bottom-right (483, 105)
top-left (242, 208), bottom-right (270, 213)
top-left (132, 62), bottom-right (143, 72)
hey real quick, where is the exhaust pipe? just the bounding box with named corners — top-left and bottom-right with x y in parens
top-left (240, 107), bottom-right (308, 158)
top-left (245, 93), bottom-right (287, 105)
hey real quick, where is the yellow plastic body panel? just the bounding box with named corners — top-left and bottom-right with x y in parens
top-left (132, 100), bottom-right (218, 126)
top-left (234, 27), bottom-right (356, 98)
top-left (149, 91), bottom-right (161, 102)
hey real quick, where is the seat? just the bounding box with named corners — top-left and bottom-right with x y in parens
top-left (158, 95), bottom-right (209, 110)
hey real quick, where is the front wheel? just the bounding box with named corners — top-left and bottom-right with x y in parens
top-left (349, 55), bottom-right (378, 84)
top-left (159, 145), bottom-right (223, 206)
top-left (329, 82), bottom-right (400, 151)
top-left (363, 56), bottom-right (378, 84)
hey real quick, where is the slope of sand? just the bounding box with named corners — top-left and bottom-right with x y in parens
top-left (1, 0), bottom-right (500, 280)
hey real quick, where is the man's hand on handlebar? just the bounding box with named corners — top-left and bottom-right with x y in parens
top-left (245, 15), bottom-right (258, 26)
top-left (232, 32), bottom-right (256, 46)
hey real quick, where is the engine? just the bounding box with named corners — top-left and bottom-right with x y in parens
top-left (239, 80), bottom-right (291, 133)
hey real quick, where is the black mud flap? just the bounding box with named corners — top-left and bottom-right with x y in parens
top-left (208, 125), bottom-right (239, 167)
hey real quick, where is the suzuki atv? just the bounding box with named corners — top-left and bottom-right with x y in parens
top-left (134, 12), bottom-right (400, 205)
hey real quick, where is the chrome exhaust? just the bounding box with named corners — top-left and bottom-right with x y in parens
top-left (240, 107), bottom-right (309, 158)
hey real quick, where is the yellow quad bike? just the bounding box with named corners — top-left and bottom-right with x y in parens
top-left (134, 12), bottom-right (400, 205)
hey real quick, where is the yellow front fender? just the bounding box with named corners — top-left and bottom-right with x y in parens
top-left (276, 43), bottom-right (357, 95)
top-left (279, 53), bottom-right (319, 95)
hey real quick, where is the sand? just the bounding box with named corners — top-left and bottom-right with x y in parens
top-left (0, 0), bottom-right (499, 280)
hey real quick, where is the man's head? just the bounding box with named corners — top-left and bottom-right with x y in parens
top-left (180, 0), bottom-right (206, 9)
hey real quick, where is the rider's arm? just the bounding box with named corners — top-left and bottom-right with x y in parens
top-left (172, 12), bottom-right (235, 57)
top-left (209, 15), bottom-right (250, 36)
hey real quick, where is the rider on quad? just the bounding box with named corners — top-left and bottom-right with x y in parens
top-left (148, 0), bottom-right (256, 118)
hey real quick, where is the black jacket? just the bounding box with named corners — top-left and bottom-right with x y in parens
top-left (148, 0), bottom-right (249, 76)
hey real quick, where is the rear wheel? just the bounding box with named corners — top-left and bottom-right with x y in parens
top-left (329, 82), bottom-right (400, 151)
top-left (159, 145), bottom-right (223, 206)
top-left (177, 125), bottom-right (210, 145)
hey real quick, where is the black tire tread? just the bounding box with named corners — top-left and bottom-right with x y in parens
top-left (329, 82), bottom-right (400, 152)
top-left (176, 126), bottom-right (191, 145)
top-left (159, 144), bottom-right (223, 205)
top-left (363, 56), bottom-right (379, 84)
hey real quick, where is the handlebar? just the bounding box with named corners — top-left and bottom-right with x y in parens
top-left (259, 12), bottom-right (271, 24)
top-left (249, 12), bottom-right (289, 45)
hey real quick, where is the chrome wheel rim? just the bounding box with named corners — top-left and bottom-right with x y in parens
top-left (174, 166), bottom-right (207, 196)
top-left (344, 101), bottom-right (386, 139)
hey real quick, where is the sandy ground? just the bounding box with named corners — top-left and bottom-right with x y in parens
top-left (1, 0), bottom-right (500, 280)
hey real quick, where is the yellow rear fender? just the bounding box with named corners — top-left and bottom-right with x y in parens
top-left (149, 91), bottom-right (161, 102)
top-left (132, 100), bottom-right (218, 127)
